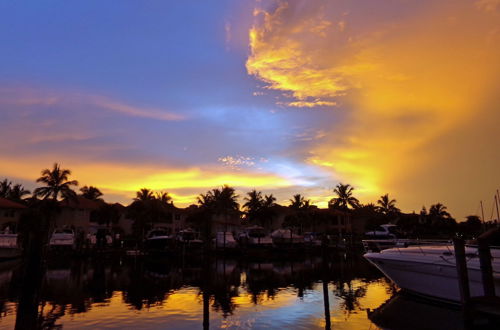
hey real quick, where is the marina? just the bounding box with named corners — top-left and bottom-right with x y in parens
top-left (1, 0), bottom-right (500, 328)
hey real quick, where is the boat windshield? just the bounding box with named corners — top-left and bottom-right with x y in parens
top-left (55, 229), bottom-right (73, 234)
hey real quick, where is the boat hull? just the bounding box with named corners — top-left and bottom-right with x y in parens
top-left (365, 246), bottom-right (500, 303)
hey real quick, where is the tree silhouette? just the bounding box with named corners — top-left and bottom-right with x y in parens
top-left (156, 191), bottom-right (173, 205)
top-left (134, 188), bottom-right (155, 202)
top-left (243, 190), bottom-right (264, 223)
top-left (33, 163), bottom-right (78, 201)
top-left (376, 194), bottom-right (400, 215)
top-left (0, 179), bottom-right (30, 202)
top-left (198, 185), bottom-right (239, 215)
top-left (329, 183), bottom-right (360, 211)
top-left (429, 203), bottom-right (451, 219)
top-left (289, 194), bottom-right (308, 210)
top-left (80, 186), bottom-right (103, 201)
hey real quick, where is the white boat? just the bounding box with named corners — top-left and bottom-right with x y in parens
top-left (238, 226), bottom-right (273, 247)
top-left (364, 244), bottom-right (500, 303)
top-left (176, 228), bottom-right (203, 250)
top-left (364, 224), bottom-right (400, 239)
top-left (0, 232), bottom-right (22, 259)
top-left (214, 231), bottom-right (237, 249)
top-left (271, 229), bottom-right (304, 245)
top-left (49, 228), bottom-right (75, 250)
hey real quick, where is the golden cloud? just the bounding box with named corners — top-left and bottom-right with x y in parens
top-left (247, 0), bottom-right (500, 216)
top-left (0, 156), bottom-right (293, 206)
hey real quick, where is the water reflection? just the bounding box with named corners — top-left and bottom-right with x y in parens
top-left (0, 253), bottom-right (402, 329)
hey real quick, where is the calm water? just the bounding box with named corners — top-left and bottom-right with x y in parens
top-left (0, 253), bottom-right (468, 329)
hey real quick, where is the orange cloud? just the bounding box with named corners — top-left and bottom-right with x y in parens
top-left (247, 0), bottom-right (500, 216)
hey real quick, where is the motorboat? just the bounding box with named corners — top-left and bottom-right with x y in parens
top-left (271, 229), bottom-right (304, 246)
top-left (364, 243), bottom-right (500, 303)
top-left (0, 230), bottom-right (22, 259)
top-left (145, 227), bottom-right (173, 252)
top-left (176, 228), bottom-right (203, 250)
top-left (238, 226), bottom-right (273, 247)
top-left (49, 228), bottom-right (76, 250)
top-left (214, 231), bottom-right (238, 249)
top-left (362, 224), bottom-right (447, 252)
top-left (364, 224), bottom-right (400, 239)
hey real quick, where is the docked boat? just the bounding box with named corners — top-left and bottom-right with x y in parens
top-left (176, 228), bottom-right (203, 251)
top-left (0, 231), bottom-right (22, 259)
top-left (364, 224), bottom-right (400, 239)
top-left (364, 241), bottom-right (500, 303)
top-left (271, 229), bottom-right (304, 246)
top-left (49, 228), bottom-right (76, 250)
top-left (238, 226), bottom-right (273, 248)
top-left (144, 227), bottom-right (173, 253)
top-left (214, 231), bottom-right (238, 249)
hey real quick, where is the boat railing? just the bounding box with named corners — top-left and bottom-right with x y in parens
top-left (362, 238), bottom-right (453, 253)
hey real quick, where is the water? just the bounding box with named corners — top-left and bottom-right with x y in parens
top-left (0, 253), bottom-right (467, 329)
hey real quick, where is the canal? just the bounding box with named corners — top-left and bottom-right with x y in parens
top-left (0, 253), bottom-right (468, 329)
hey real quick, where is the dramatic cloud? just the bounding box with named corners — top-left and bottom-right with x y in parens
top-left (247, 0), bottom-right (500, 216)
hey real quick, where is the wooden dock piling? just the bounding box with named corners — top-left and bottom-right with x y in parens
top-left (453, 238), bottom-right (471, 307)
top-left (477, 237), bottom-right (496, 297)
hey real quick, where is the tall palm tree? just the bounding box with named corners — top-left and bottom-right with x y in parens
top-left (376, 194), bottom-right (400, 215)
top-left (243, 190), bottom-right (263, 214)
top-left (329, 183), bottom-right (360, 211)
top-left (134, 188), bottom-right (155, 201)
top-left (33, 163), bottom-right (78, 201)
top-left (80, 186), bottom-right (103, 201)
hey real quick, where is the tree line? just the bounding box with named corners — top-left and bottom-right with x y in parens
top-left (0, 162), bottom-right (489, 239)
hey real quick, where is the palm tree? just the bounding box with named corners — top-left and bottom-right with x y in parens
top-left (33, 163), bottom-right (78, 201)
top-left (8, 184), bottom-right (31, 202)
top-left (289, 194), bottom-right (307, 210)
top-left (0, 179), bottom-right (11, 198)
top-left (329, 183), bottom-right (360, 211)
top-left (80, 186), bottom-right (103, 201)
top-left (263, 194), bottom-right (276, 208)
top-left (376, 194), bottom-right (400, 215)
top-left (243, 190), bottom-right (263, 222)
top-left (0, 180), bottom-right (30, 202)
top-left (198, 185), bottom-right (239, 247)
top-left (156, 191), bottom-right (173, 205)
top-left (199, 185), bottom-right (239, 214)
top-left (134, 188), bottom-right (155, 201)
top-left (429, 203), bottom-right (451, 219)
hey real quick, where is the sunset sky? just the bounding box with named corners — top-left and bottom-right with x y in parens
top-left (1, 0), bottom-right (499, 219)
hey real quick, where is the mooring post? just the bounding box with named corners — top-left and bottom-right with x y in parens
top-left (477, 237), bottom-right (496, 297)
top-left (453, 238), bottom-right (471, 307)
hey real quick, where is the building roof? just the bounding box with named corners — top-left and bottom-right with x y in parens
top-left (59, 196), bottom-right (102, 210)
top-left (0, 197), bottom-right (27, 209)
